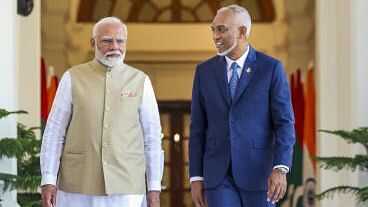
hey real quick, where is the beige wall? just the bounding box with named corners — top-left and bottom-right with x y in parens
top-left (42, 0), bottom-right (316, 100)
top-left (56, 0), bottom-right (289, 101)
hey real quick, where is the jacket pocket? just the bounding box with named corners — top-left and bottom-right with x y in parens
top-left (247, 86), bottom-right (270, 92)
top-left (65, 150), bottom-right (86, 155)
top-left (253, 139), bottom-right (272, 149)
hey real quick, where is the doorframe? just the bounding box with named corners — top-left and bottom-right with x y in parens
top-left (158, 100), bottom-right (191, 207)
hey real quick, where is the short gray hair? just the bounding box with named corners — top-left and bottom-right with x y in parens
top-left (217, 4), bottom-right (252, 37)
top-left (92, 16), bottom-right (128, 38)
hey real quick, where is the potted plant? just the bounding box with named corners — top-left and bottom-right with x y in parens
top-left (0, 109), bottom-right (41, 207)
top-left (316, 127), bottom-right (368, 203)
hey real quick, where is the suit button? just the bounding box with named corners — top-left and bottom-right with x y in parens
top-left (103, 142), bottom-right (108, 147)
top-left (103, 124), bottom-right (109, 129)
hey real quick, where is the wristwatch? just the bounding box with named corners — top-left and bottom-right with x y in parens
top-left (274, 167), bottom-right (288, 174)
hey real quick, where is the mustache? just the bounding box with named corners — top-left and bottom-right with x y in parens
top-left (95, 48), bottom-right (125, 68)
top-left (104, 50), bottom-right (122, 57)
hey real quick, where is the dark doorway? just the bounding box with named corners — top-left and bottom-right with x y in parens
top-left (158, 101), bottom-right (194, 207)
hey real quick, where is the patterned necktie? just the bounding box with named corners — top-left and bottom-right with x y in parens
top-left (229, 62), bottom-right (239, 100)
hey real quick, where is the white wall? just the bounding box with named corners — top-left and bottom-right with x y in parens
top-left (18, 0), bottom-right (41, 129)
top-left (316, 0), bottom-right (368, 206)
top-left (0, 1), bottom-right (20, 206)
top-left (0, 0), bottom-right (40, 206)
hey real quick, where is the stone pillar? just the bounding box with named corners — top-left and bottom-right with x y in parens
top-left (316, 0), bottom-right (368, 206)
top-left (42, 0), bottom-right (70, 77)
top-left (285, 0), bottom-right (315, 71)
top-left (0, 0), bottom-right (20, 206)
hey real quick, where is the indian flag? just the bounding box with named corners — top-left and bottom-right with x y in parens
top-left (40, 58), bottom-right (59, 134)
top-left (302, 64), bottom-right (316, 178)
top-left (278, 64), bottom-right (316, 207)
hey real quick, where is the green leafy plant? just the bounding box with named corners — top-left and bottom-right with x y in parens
top-left (315, 127), bottom-right (368, 202)
top-left (0, 109), bottom-right (41, 207)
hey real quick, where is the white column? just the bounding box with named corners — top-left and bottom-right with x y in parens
top-left (18, 0), bottom-right (41, 128)
top-left (351, 1), bottom-right (368, 206)
top-left (0, 0), bottom-right (20, 206)
top-left (316, 0), bottom-right (368, 206)
top-left (0, 0), bottom-right (40, 206)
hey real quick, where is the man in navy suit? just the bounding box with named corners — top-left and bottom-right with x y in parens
top-left (189, 4), bottom-right (295, 207)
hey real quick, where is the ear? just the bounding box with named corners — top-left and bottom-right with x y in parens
top-left (90, 37), bottom-right (96, 49)
top-left (239, 26), bottom-right (247, 38)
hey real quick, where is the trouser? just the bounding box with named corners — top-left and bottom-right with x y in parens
top-left (205, 168), bottom-right (274, 207)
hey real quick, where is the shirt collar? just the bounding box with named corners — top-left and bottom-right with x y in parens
top-left (225, 44), bottom-right (250, 72)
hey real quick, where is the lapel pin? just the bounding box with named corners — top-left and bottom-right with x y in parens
top-left (246, 67), bottom-right (252, 74)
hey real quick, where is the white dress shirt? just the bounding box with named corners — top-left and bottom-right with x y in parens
top-left (40, 67), bottom-right (163, 207)
top-left (190, 45), bottom-right (288, 183)
top-left (224, 44), bottom-right (250, 83)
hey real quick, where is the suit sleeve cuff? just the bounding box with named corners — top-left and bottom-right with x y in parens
top-left (190, 176), bottom-right (204, 183)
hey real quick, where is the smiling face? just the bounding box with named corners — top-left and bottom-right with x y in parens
top-left (211, 9), bottom-right (248, 59)
top-left (92, 23), bottom-right (127, 67)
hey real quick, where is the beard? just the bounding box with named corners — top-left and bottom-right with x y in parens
top-left (95, 48), bottom-right (125, 68)
top-left (217, 36), bottom-right (237, 57)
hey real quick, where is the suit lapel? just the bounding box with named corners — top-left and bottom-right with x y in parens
top-left (233, 46), bottom-right (257, 103)
top-left (214, 56), bottom-right (231, 106)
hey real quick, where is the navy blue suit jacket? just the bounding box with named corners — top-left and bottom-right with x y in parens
top-left (189, 46), bottom-right (295, 191)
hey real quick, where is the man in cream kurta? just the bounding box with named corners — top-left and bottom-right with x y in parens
top-left (40, 17), bottom-right (163, 207)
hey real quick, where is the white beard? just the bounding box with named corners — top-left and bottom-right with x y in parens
top-left (95, 49), bottom-right (125, 68)
top-left (217, 36), bottom-right (237, 56)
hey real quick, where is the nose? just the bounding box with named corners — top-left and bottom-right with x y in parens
top-left (111, 39), bottom-right (119, 49)
top-left (213, 31), bottom-right (220, 41)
